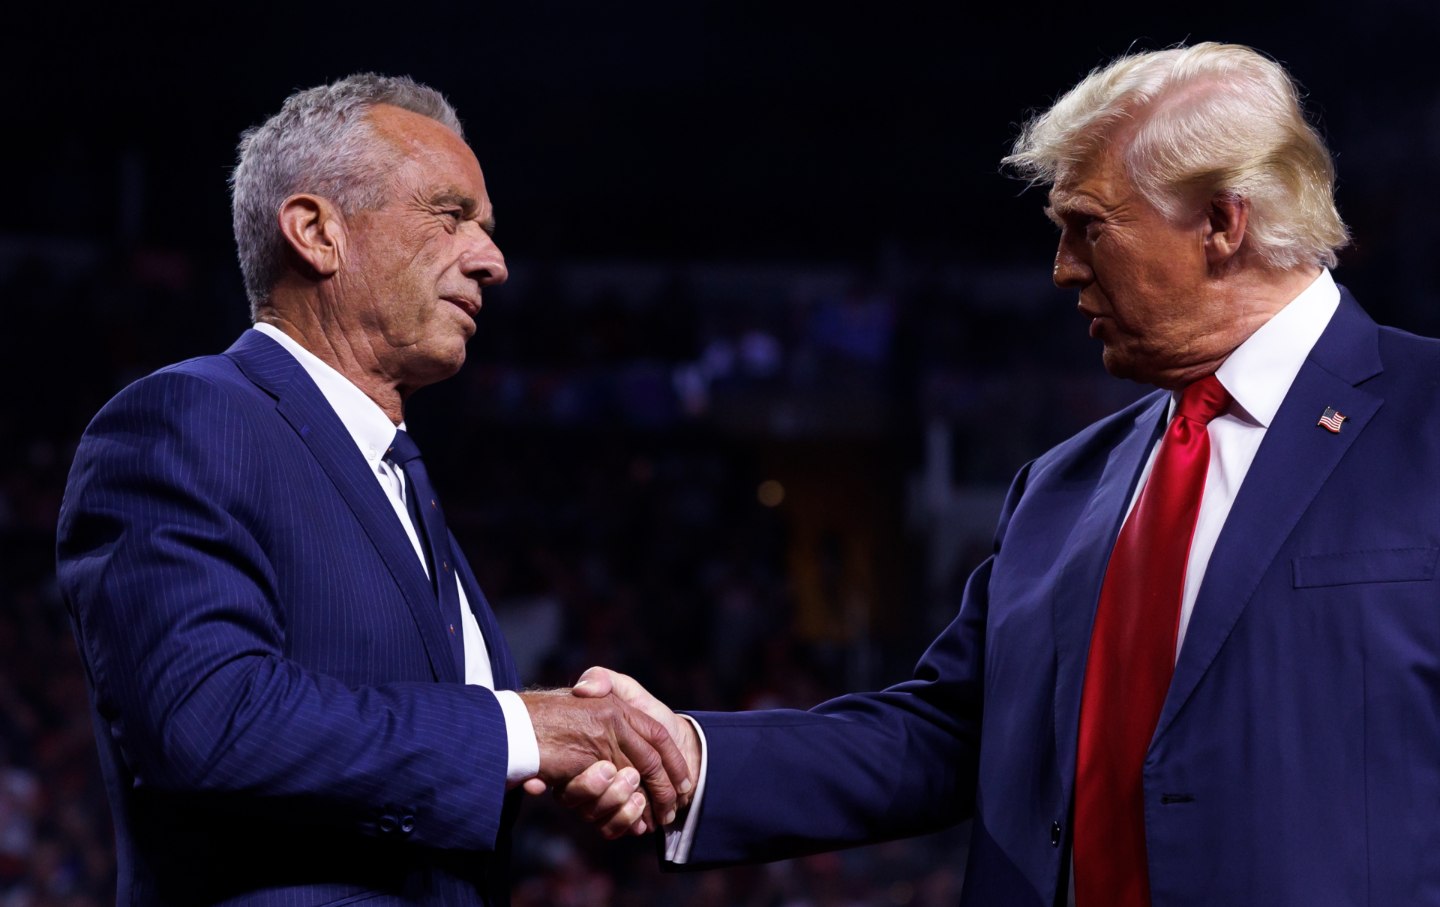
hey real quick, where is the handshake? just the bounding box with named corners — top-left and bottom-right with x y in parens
top-left (518, 667), bottom-right (697, 839)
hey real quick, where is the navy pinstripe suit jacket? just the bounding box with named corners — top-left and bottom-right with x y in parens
top-left (57, 330), bottom-right (522, 906)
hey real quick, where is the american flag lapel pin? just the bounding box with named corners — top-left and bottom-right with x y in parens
top-left (1317, 406), bottom-right (1347, 433)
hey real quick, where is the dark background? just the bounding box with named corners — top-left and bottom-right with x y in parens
top-left (3, 3), bottom-right (1439, 904)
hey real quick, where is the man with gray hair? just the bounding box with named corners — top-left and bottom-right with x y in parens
top-left (571, 43), bottom-right (1440, 905)
top-left (57, 73), bottom-right (688, 905)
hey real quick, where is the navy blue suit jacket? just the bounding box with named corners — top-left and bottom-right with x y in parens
top-left (683, 290), bottom-right (1440, 906)
top-left (57, 330), bottom-right (522, 906)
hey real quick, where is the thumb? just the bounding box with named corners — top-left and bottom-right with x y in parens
top-left (571, 665), bottom-right (616, 698)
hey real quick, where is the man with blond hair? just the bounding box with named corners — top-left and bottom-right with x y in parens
top-left (572, 43), bottom-right (1440, 906)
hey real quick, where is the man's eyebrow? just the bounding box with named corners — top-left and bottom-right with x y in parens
top-left (1045, 194), bottom-right (1100, 222)
top-left (430, 190), bottom-right (479, 215)
top-left (430, 190), bottom-right (496, 235)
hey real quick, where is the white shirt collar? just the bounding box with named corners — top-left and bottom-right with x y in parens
top-left (1209, 268), bottom-right (1341, 428)
top-left (251, 322), bottom-right (404, 463)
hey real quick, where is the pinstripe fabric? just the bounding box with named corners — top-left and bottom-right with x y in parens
top-left (57, 331), bottom-right (519, 906)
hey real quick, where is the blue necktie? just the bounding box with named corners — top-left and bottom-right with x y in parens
top-left (386, 429), bottom-right (466, 677)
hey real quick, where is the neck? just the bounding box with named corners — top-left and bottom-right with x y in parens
top-left (256, 294), bottom-right (406, 424)
top-left (1156, 265), bottom-right (1323, 390)
top-left (1246, 263), bottom-right (1323, 309)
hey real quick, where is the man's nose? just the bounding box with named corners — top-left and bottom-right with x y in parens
top-left (463, 226), bottom-right (508, 286)
top-left (1052, 237), bottom-right (1091, 289)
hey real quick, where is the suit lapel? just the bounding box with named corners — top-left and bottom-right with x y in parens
top-left (1052, 391), bottom-right (1170, 805)
top-left (1155, 291), bottom-right (1383, 742)
top-left (225, 331), bottom-right (461, 683)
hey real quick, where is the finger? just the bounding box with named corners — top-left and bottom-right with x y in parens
top-left (579, 667), bottom-right (651, 710)
top-left (557, 761), bottom-right (623, 812)
top-left (601, 791), bottom-right (649, 840)
top-left (582, 768), bottom-right (642, 826)
top-left (616, 709), bottom-right (685, 824)
top-left (668, 716), bottom-right (701, 806)
top-left (571, 666), bottom-right (616, 698)
top-left (633, 705), bottom-right (692, 800)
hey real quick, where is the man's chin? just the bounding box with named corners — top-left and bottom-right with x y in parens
top-left (1100, 347), bottom-right (1130, 379)
top-left (1099, 348), bottom-right (1154, 386)
top-left (437, 346), bottom-right (467, 378)
top-left (404, 346), bottom-right (467, 391)
top-left (1102, 352), bottom-right (1198, 390)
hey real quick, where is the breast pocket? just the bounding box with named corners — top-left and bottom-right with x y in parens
top-left (1292, 547), bottom-right (1439, 588)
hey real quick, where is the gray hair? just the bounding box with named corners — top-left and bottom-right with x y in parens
top-left (1004, 42), bottom-right (1349, 270)
top-left (230, 73), bottom-right (465, 314)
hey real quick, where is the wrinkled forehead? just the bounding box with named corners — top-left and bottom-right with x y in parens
top-left (369, 104), bottom-right (489, 194)
top-left (367, 104), bottom-right (473, 158)
top-left (1049, 141), bottom-right (1133, 206)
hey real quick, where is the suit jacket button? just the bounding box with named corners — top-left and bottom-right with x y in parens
top-left (379, 814), bottom-right (398, 834)
top-left (1050, 821), bottom-right (1062, 847)
top-left (400, 815), bottom-right (416, 834)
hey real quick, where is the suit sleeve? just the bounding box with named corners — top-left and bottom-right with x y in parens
top-left (675, 462), bottom-right (1032, 866)
top-left (56, 369), bottom-right (510, 851)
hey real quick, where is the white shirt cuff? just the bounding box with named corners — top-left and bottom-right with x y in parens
top-left (664, 713), bottom-right (708, 864)
top-left (496, 689), bottom-right (540, 785)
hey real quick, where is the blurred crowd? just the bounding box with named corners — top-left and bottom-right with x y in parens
top-left (11, 16), bottom-right (1440, 903)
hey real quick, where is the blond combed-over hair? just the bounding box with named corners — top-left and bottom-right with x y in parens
top-left (1004, 43), bottom-right (1349, 270)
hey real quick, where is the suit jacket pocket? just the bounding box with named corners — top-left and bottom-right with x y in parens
top-left (1292, 547), bottom-right (1439, 588)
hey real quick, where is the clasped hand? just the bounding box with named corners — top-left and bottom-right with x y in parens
top-left (519, 674), bottom-right (696, 839)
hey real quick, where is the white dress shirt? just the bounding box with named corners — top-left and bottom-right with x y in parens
top-left (1144, 268), bottom-right (1340, 658)
top-left (667, 269), bottom-right (1342, 867)
top-left (252, 323), bottom-right (539, 783)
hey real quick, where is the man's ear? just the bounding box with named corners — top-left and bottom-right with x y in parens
top-left (1204, 192), bottom-right (1249, 270)
top-left (277, 194), bottom-right (345, 278)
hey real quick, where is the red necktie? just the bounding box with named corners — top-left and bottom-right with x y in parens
top-left (1074, 375), bottom-right (1231, 907)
